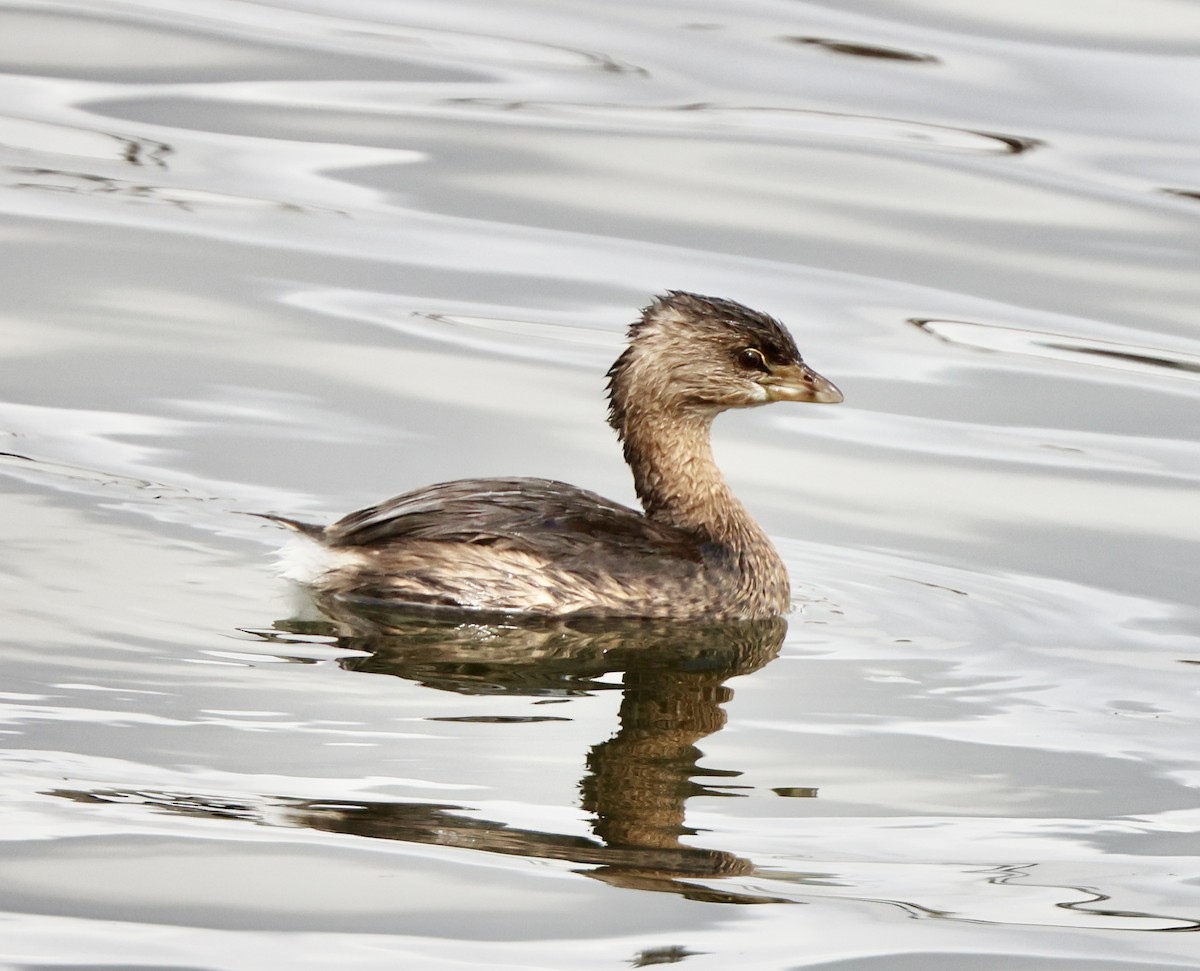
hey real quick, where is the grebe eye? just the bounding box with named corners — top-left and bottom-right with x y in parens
top-left (738, 347), bottom-right (770, 372)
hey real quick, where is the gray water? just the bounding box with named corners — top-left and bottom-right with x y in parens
top-left (1, 1), bottom-right (1198, 968)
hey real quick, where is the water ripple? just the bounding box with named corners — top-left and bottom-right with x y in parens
top-left (442, 99), bottom-right (1038, 154)
top-left (912, 318), bottom-right (1200, 381)
top-left (783, 36), bottom-right (941, 64)
top-left (5, 165), bottom-right (345, 215)
top-left (0, 115), bottom-right (171, 167)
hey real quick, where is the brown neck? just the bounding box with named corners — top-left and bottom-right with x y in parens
top-left (618, 406), bottom-right (771, 555)
top-left (606, 340), bottom-right (792, 615)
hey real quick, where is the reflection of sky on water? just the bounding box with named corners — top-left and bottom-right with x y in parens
top-left (1, 0), bottom-right (1199, 967)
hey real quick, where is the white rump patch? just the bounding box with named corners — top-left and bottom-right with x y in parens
top-left (274, 532), bottom-right (335, 584)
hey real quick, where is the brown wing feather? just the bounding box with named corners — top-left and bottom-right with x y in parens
top-left (325, 477), bottom-right (704, 564)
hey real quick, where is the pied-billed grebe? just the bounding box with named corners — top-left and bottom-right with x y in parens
top-left (264, 291), bottom-right (842, 619)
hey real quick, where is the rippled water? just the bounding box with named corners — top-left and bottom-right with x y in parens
top-left (2, 1), bottom-right (1198, 968)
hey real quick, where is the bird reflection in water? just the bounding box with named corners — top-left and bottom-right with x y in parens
top-left (52, 601), bottom-right (792, 904)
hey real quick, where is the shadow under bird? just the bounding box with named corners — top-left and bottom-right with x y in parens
top-left (258, 291), bottom-right (842, 619)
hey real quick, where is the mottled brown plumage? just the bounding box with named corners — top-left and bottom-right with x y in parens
top-left (263, 291), bottom-right (842, 619)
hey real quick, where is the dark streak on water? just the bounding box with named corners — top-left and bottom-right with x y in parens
top-left (784, 36), bottom-right (942, 63)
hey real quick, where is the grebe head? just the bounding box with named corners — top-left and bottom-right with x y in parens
top-left (607, 291), bottom-right (842, 433)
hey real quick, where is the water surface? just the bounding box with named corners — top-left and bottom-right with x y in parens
top-left (1, 1), bottom-right (1198, 968)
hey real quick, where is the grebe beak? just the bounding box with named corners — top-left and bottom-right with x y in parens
top-left (762, 363), bottom-right (844, 404)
